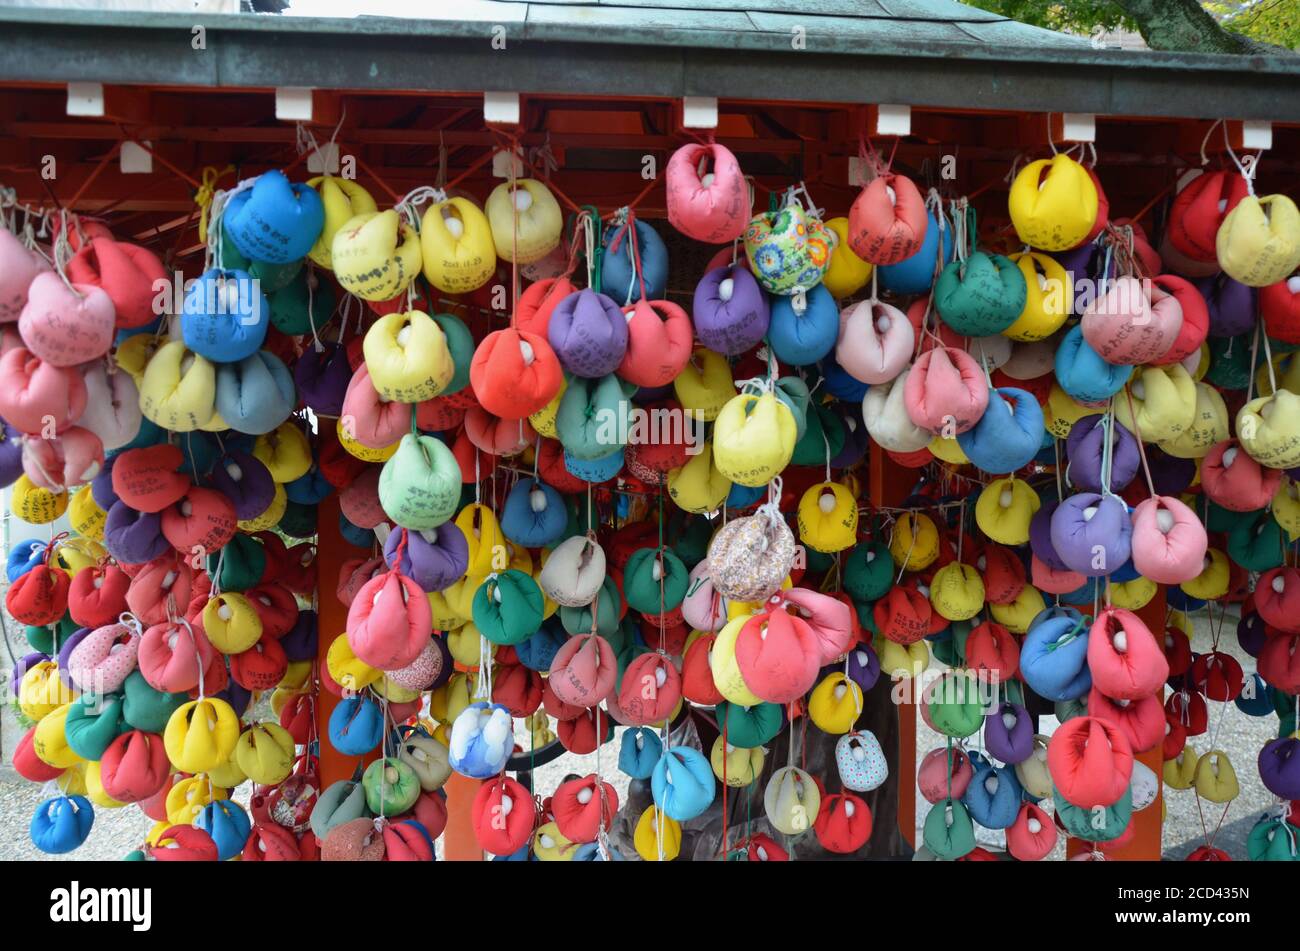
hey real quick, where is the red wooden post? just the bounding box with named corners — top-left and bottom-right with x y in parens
top-left (314, 492), bottom-right (357, 790)
top-left (1065, 589), bottom-right (1166, 860)
top-left (442, 774), bottom-right (485, 861)
top-left (315, 495), bottom-right (484, 859)
top-left (869, 448), bottom-right (920, 849)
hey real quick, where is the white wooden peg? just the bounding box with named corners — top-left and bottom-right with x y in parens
top-left (682, 97), bottom-right (719, 129)
top-left (484, 91), bottom-right (521, 126)
top-left (1241, 120), bottom-right (1272, 151)
top-left (876, 104), bottom-right (911, 137)
top-left (275, 87), bottom-right (315, 122)
top-left (67, 82), bottom-right (104, 117)
top-left (1061, 113), bottom-right (1096, 143)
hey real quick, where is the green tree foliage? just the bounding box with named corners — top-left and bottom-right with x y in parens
top-left (1204, 1), bottom-right (1300, 48)
top-left (967, 0), bottom-right (1298, 51)
top-left (965, 0), bottom-right (1134, 35)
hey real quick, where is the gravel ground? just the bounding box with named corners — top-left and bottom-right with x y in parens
top-left (913, 607), bottom-right (1282, 861)
top-left (0, 609), bottom-right (1282, 861)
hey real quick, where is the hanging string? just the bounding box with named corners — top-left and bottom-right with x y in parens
top-left (581, 207), bottom-right (600, 293)
top-left (894, 517), bottom-right (919, 583)
top-left (950, 197), bottom-right (971, 264)
top-left (1121, 386), bottom-right (1158, 497)
top-left (174, 616), bottom-right (206, 703)
top-left (475, 628), bottom-right (494, 701)
top-left (474, 447), bottom-right (482, 505)
top-left (290, 109), bottom-right (348, 177)
top-left (304, 263), bottom-right (325, 351)
top-left (1001, 153), bottom-right (1027, 189)
top-left (1222, 121), bottom-right (1260, 197)
top-left (1260, 329), bottom-right (1279, 397)
top-left (1099, 400), bottom-right (1115, 498)
top-left (955, 499), bottom-right (966, 564)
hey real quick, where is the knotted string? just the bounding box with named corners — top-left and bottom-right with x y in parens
top-left (757, 475), bottom-right (784, 527)
top-left (203, 175), bottom-right (256, 271)
top-left (605, 206), bottom-right (649, 306)
top-left (49, 210), bottom-right (85, 299)
top-left (396, 185), bottom-right (441, 233)
top-left (195, 165), bottom-right (234, 246)
top-left (857, 134), bottom-right (899, 181)
top-left (0, 186), bottom-right (17, 233)
top-left (1098, 239), bottom-right (1115, 300)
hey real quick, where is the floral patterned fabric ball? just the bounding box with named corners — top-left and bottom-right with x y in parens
top-left (744, 204), bottom-right (834, 296)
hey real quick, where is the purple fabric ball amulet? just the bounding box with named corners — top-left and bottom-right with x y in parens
top-left (830, 405), bottom-right (870, 469)
top-left (984, 702), bottom-right (1035, 764)
top-left (845, 643), bottom-right (881, 693)
top-left (693, 265), bottom-right (770, 356)
top-left (294, 342), bottom-right (351, 417)
top-left (103, 501), bottom-right (170, 565)
top-left (214, 679), bottom-right (252, 719)
top-left (1029, 500), bottom-right (1069, 571)
top-left (1051, 242), bottom-right (1098, 315)
top-left (11, 651), bottom-right (49, 696)
top-left (56, 627), bottom-right (92, 691)
top-left (1196, 274), bottom-right (1257, 338)
top-left (91, 455), bottom-right (120, 511)
top-left (1146, 445), bottom-right (1197, 496)
top-left (429, 634), bottom-right (454, 689)
top-left (0, 421), bottom-right (23, 488)
top-left (1258, 737), bottom-right (1300, 800)
top-left (206, 450), bottom-right (276, 521)
top-left (384, 523), bottom-right (470, 594)
top-left (1237, 612), bottom-right (1269, 658)
top-left (547, 289), bottom-right (629, 378)
top-left (1050, 492), bottom-right (1132, 578)
top-left (1065, 414), bottom-right (1139, 493)
top-left (280, 609), bottom-right (319, 662)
